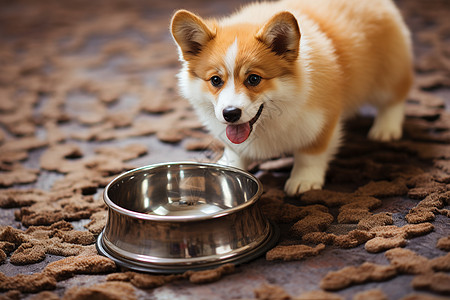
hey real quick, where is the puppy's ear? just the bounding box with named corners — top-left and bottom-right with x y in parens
top-left (256, 12), bottom-right (300, 61)
top-left (171, 10), bottom-right (215, 60)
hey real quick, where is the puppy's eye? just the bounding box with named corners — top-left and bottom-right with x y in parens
top-left (247, 74), bottom-right (261, 86)
top-left (210, 76), bottom-right (223, 87)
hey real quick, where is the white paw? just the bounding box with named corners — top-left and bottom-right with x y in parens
top-left (217, 156), bottom-right (229, 166)
top-left (284, 176), bottom-right (323, 197)
top-left (368, 123), bottom-right (402, 142)
top-left (217, 151), bottom-right (248, 170)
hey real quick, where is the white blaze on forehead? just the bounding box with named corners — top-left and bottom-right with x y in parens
top-left (224, 38), bottom-right (239, 76)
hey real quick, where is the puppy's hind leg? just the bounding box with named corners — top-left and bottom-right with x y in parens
top-left (368, 100), bottom-right (405, 142)
top-left (368, 59), bottom-right (412, 142)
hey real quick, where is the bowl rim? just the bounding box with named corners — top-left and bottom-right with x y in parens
top-left (103, 161), bottom-right (263, 222)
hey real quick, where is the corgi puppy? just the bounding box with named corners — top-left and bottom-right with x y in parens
top-left (170, 0), bottom-right (413, 196)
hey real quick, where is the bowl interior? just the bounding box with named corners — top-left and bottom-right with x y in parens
top-left (106, 163), bottom-right (260, 217)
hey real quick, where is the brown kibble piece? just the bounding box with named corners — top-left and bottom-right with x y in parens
top-left (10, 243), bottom-right (46, 265)
top-left (353, 289), bottom-right (388, 300)
top-left (0, 167), bottom-right (39, 187)
top-left (407, 184), bottom-right (447, 200)
top-left (0, 150), bottom-right (28, 164)
top-left (290, 209), bottom-right (334, 237)
top-left (0, 290), bottom-right (22, 300)
top-left (53, 230), bottom-right (95, 245)
top-left (394, 141), bottom-right (450, 160)
top-left (107, 272), bottom-right (183, 289)
top-left (339, 197), bottom-right (382, 211)
top-left (17, 192), bottom-right (105, 227)
top-left (63, 282), bottom-right (136, 300)
top-left (0, 241), bottom-right (15, 254)
top-left (430, 252), bottom-right (450, 272)
top-left (320, 262), bottom-right (397, 290)
top-left (412, 272), bottom-right (450, 294)
top-left (355, 179), bottom-right (408, 197)
top-left (0, 189), bottom-right (48, 208)
top-left (43, 255), bottom-right (116, 281)
top-left (0, 272), bottom-right (57, 293)
top-left (0, 249), bottom-right (7, 263)
top-left (365, 236), bottom-right (407, 253)
top-left (365, 223), bottom-right (434, 253)
top-left (437, 236), bottom-right (450, 251)
top-left (401, 294), bottom-right (450, 300)
top-left (385, 248), bottom-right (432, 274)
top-left (337, 208), bottom-right (372, 224)
top-left (300, 190), bottom-right (350, 207)
top-left (296, 290), bottom-right (343, 300)
top-left (357, 213), bottom-right (393, 231)
top-left (0, 137), bottom-right (47, 153)
top-left (84, 210), bottom-right (107, 235)
top-left (28, 291), bottom-right (60, 300)
top-left (334, 230), bottom-right (375, 248)
top-left (39, 144), bottom-right (83, 173)
top-left (107, 264), bottom-right (234, 288)
top-left (266, 243), bottom-right (325, 261)
top-left (94, 143), bottom-right (147, 161)
top-left (253, 284), bottom-right (291, 300)
top-left (406, 192), bottom-right (450, 224)
top-left (302, 230), bottom-right (374, 249)
top-left (188, 263), bottom-right (235, 284)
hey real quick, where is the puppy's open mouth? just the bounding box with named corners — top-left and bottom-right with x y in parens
top-left (226, 104), bottom-right (264, 144)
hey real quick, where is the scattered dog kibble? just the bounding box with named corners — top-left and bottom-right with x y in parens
top-left (63, 282), bottom-right (137, 300)
top-left (0, 272), bottom-right (57, 294)
top-left (385, 248), bottom-right (450, 275)
top-left (0, 221), bottom-right (97, 265)
top-left (302, 230), bottom-right (374, 249)
top-left (401, 294), bottom-right (450, 300)
top-left (0, 166), bottom-right (39, 187)
top-left (265, 243), bottom-right (325, 261)
top-left (107, 263), bottom-right (235, 288)
top-left (187, 263), bottom-right (235, 284)
top-left (357, 212), bottom-right (393, 231)
top-left (405, 192), bottom-right (450, 224)
top-left (337, 197), bottom-right (382, 224)
top-left (290, 209), bottom-right (334, 237)
top-left (437, 236), bottom-right (450, 251)
top-left (107, 272), bottom-right (185, 289)
top-left (365, 223), bottom-right (434, 253)
top-left (296, 290), bottom-right (343, 300)
top-left (355, 179), bottom-right (409, 197)
top-left (412, 272), bottom-right (450, 294)
top-left (353, 289), bottom-right (388, 300)
top-left (253, 284), bottom-right (292, 300)
top-left (320, 262), bottom-right (397, 291)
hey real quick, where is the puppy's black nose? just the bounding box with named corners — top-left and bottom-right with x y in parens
top-left (223, 106), bottom-right (242, 123)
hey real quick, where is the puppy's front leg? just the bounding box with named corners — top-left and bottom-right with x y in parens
top-left (284, 122), bottom-right (342, 196)
top-left (284, 151), bottom-right (329, 196)
top-left (217, 147), bottom-right (250, 170)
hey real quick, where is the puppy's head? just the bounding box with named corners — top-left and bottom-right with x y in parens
top-left (171, 10), bottom-right (300, 144)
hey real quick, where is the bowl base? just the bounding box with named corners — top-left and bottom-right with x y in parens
top-left (96, 221), bottom-right (279, 274)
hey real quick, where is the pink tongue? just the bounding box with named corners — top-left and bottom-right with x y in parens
top-left (226, 123), bottom-right (251, 144)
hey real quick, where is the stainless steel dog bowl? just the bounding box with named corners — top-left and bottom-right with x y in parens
top-left (96, 162), bottom-right (278, 273)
